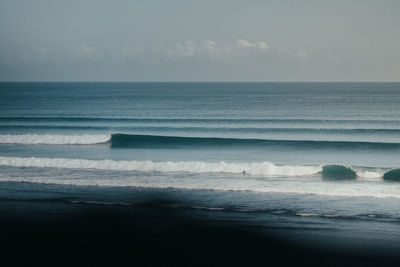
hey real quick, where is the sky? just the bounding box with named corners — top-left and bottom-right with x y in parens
top-left (0, 0), bottom-right (400, 82)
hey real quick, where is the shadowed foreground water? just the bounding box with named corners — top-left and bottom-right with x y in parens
top-left (1, 197), bottom-right (400, 267)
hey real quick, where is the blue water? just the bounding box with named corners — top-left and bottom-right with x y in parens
top-left (1, 82), bottom-right (400, 247)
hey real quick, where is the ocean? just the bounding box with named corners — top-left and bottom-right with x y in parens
top-left (1, 82), bottom-right (400, 265)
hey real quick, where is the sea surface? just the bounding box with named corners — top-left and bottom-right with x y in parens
top-left (1, 82), bottom-right (400, 251)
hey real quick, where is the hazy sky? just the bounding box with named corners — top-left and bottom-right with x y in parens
top-left (1, 0), bottom-right (400, 81)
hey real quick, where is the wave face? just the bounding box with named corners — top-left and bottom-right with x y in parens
top-left (383, 169), bottom-right (400, 181)
top-left (0, 134), bottom-right (110, 145)
top-left (0, 156), bottom-right (322, 177)
top-left (322, 165), bottom-right (357, 180)
top-left (110, 134), bottom-right (400, 149)
top-left (109, 134), bottom-right (400, 149)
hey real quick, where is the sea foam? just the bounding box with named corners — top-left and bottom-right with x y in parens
top-left (0, 156), bottom-right (322, 177)
top-left (0, 134), bottom-right (110, 145)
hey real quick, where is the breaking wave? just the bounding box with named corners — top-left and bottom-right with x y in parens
top-left (0, 156), bottom-right (322, 177)
top-left (0, 134), bottom-right (110, 145)
top-left (0, 156), bottom-right (394, 179)
top-left (2, 133), bottom-right (400, 149)
top-left (109, 134), bottom-right (400, 149)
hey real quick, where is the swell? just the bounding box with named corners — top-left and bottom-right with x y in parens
top-left (2, 116), bottom-right (400, 125)
top-left (3, 125), bottom-right (400, 135)
top-left (109, 134), bottom-right (400, 149)
top-left (383, 169), bottom-right (400, 181)
top-left (1, 133), bottom-right (400, 149)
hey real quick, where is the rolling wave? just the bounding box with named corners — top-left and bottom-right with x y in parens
top-left (1, 133), bottom-right (400, 149)
top-left (109, 134), bottom-right (400, 149)
top-left (0, 156), bottom-right (322, 176)
top-left (383, 169), bottom-right (400, 181)
top-left (321, 165), bottom-right (357, 180)
top-left (0, 156), bottom-right (394, 179)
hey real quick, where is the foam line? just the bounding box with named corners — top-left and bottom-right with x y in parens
top-left (0, 156), bottom-right (322, 176)
top-left (0, 134), bottom-right (110, 145)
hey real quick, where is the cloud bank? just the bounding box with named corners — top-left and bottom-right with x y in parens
top-left (0, 39), bottom-right (276, 65)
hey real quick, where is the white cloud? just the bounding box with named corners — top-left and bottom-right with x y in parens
top-left (0, 39), bottom-right (278, 66)
top-left (237, 39), bottom-right (257, 48)
top-left (237, 39), bottom-right (270, 50)
top-left (159, 39), bottom-right (270, 61)
top-left (204, 40), bottom-right (216, 47)
top-left (255, 41), bottom-right (270, 50)
top-left (69, 39), bottom-right (273, 63)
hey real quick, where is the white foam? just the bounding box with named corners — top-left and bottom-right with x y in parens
top-left (2, 157), bottom-right (400, 199)
top-left (2, 156), bottom-right (400, 199)
top-left (352, 167), bottom-right (385, 180)
top-left (0, 156), bottom-right (322, 177)
top-left (0, 134), bottom-right (111, 145)
top-left (296, 213), bottom-right (318, 217)
top-left (2, 170), bottom-right (400, 199)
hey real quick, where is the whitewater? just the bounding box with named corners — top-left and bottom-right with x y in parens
top-left (0, 156), bottom-right (322, 176)
top-left (0, 133), bottom-right (110, 145)
top-left (0, 155), bottom-right (392, 181)
top-left (2, 82), bottom-right (400, 238)
top-left (1, 156), bottom-right (400, 199)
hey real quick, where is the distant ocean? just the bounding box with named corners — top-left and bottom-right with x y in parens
top-left (2, 82), bottom-right (400, 254)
